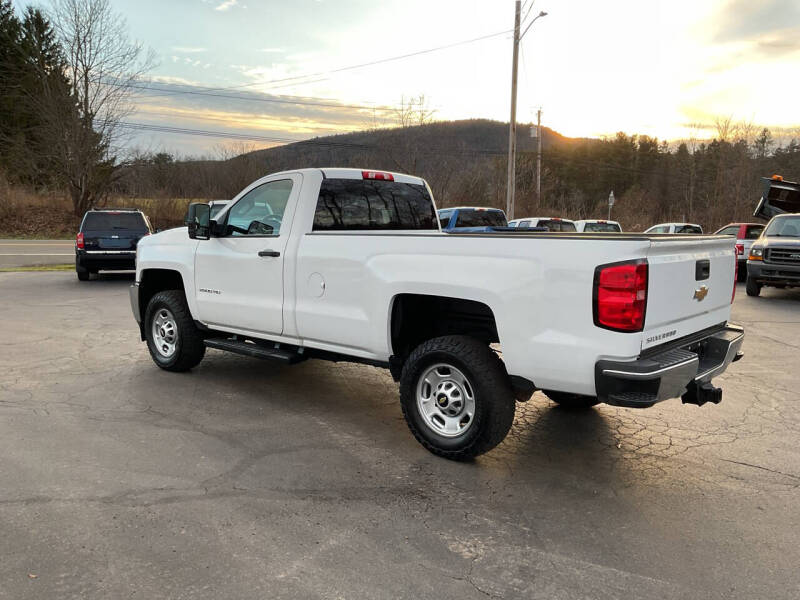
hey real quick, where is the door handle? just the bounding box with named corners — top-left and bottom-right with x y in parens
top-left (258, 249), bottom-right (280, 257)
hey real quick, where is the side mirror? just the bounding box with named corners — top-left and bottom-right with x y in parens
top-left (187, 203), bottom-right (211, 240)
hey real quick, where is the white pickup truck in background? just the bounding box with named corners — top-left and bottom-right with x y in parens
top-left (130, 168), bottom-right (744, 459)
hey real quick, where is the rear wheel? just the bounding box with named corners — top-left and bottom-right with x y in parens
top-left (746, 276), bottom-right (761, 297)
top-left (144, 290), bottom-right (205, 371)
top-left (399, 335), bottom-right (515, 460)
top-left (543, 390), bottom-right (600, 410)
top-left (76, 262), bottom-right (90, 281)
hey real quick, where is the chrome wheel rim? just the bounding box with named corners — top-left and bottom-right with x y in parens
top-left (416, 363), bottom-right (476, 438)
top-left (152, 308), bottom-right (178, 358)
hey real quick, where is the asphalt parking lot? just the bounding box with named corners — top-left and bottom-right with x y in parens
top-left (0, 272), bottom-right (798, 599)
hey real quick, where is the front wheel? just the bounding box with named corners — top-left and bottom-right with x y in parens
top-left (543, 390), bottom-right (600, 410)
top-left (399, 336), bottom-right (516, 460)
top-left (144, 290), bottom-right (206, 371)
top-left (746, 276), bottom-right (761, 297)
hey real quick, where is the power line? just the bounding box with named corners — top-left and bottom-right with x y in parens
top-left (155, 29), bottom-right (513, 96)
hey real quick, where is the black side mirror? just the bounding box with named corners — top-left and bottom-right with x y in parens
top-left (187, 203), bottom-right (211, 240)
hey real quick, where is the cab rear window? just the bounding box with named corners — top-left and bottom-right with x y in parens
top-left (454, 211), bottom-right (507, 228)
top-left (583, 222), bottom-right (621, 232)
top-left (313, 179), bottom-right (437, 231)
top-left (745, 225), bottom-right (764, 239)
top-left (541, 220), bottom-right (577, 232)
top-left (82, 212), bottom-right (148, 232)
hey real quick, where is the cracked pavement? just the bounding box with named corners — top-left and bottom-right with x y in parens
top-left (0, 272), bottom-right (798, 599)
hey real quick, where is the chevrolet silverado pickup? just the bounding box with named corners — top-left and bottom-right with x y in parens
top-left (129, 168), bottom-right (744, 460)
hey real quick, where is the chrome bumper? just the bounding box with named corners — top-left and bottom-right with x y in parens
top-left (595, 325), bottom-right (744, 408)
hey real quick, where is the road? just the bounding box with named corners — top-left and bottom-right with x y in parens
top-left (0, 273), bottom-right (798, 599)
top-left (0, 239), bottom-right (74, 268)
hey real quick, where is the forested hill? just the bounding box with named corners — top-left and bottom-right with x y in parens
top-left (116, 118), bottom-right (800, 232)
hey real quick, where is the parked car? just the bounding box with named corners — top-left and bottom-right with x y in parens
top-left (746, 174), bottom-right (800, 296)
top-left (508, 217), bottom-right (577, 232)
top-left (130, 168), bottom-right (743, 460)
top-left (574, 219), bottom-right (622, 233)
top-left (75, 208), bottom-right (152, 281)
top-left (208, 200), bottom-right (230, 219)
top-left (714, 223), bottom-right (765, 281)
top-left (644, 223), bottom-right (703, 234)
top-left (746, 214), bottom-right (800, 296)
top-left (437, 207), bottom-right (508, 232)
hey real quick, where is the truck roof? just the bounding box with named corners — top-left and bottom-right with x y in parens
top-left (319, 168), bottom-right (424, 185)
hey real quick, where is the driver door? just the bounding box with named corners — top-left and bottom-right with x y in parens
top-left (194, 174), bottom-right (301, 335)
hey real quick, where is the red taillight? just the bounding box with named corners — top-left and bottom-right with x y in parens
top-left (362, 170), bottom-right (394, 181)
top-left (732, 250), bottom-right (738, 304)
top-left (593, 260), bottom-right (648, 332)
top-left (735, 243), bottom-right (744, 256)
top-left (76, 232), bottom-right (84, 249)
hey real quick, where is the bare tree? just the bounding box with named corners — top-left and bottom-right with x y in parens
top-left (394, 94), bottom-right (436, 129)
top-left (41, 0), bottom-right (154, 215)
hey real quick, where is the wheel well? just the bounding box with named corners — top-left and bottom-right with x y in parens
top-left (138, 269), bottom-right (186, 334)
top-left (390, 294), bottom-right (499, 375)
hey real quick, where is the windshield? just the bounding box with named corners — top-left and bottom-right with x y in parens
top-left (583, 222), bottom-right (621, 233)
top-left (82, 212), bottom-right (148, 232)
top-left (765, 216), bottom-right (800, 237)
top-left (454, 210), bottom-right (507, 228)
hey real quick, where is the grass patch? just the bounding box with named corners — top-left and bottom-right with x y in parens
top-left (0, 263), bottom-right (73, 272)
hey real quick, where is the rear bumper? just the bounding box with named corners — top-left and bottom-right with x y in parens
top-left (76, 250), bottom-right (136, 271)
top-left (747, 260), bottom-right (800, 286)
top-left (595, 324), bottom-right (744, 408)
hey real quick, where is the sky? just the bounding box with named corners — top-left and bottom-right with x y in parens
top-left (34, 0), bottom-right (800, 155)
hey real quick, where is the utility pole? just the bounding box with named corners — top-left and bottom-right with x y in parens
top-left (505, 0), bottom-right (521, 221)
top-left (506, 4), bottom-right (547, 220)
top-left (536, 107), bottom-right (542, 207)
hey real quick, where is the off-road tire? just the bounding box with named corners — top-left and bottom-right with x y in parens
top-left (543, 390), bottom-right (601, 410)
top-left (399, 335), bottom-right (516, 460)
top-left (144, 290), bottom-right (205, 372)
top-left (745, 276), bottom-right (761, 297)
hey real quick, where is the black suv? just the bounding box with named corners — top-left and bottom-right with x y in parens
top-left (75, 209), bottom-right (152, 281)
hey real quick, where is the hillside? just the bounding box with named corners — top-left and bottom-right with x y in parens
top-left (110, 117), bottom-right (800, 231)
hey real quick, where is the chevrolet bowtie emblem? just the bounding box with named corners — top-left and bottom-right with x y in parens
top-left (693, 285), bottom-right (709, 301)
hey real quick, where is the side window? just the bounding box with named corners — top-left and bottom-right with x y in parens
top-left (225, 179), bottom-right (293, 236)
top-left (745, 225), bottom-right (764, 239)
top-left (313, 179), bottom-right (437, 231)
top-left (717, 226), bottom-right (738, 236)
top-left (438, 211), bottom-right (452, 229)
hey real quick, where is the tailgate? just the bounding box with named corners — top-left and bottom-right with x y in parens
top-left (642, 237), bottom-right (735, 351)
top-left (84, 230), bottom-right (141, 251)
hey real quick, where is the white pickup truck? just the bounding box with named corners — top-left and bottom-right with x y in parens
top-left (130, 168), bottom-right (744, 459)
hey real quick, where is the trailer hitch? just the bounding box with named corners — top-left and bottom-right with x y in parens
top-left (681, 381), bottom-right (723, 407)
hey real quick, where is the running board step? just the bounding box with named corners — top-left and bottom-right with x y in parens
top-left (204, 338), bottom-right (306, 364)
